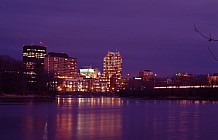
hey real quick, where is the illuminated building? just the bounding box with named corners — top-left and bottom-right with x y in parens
top-left (102, 51), bottom-right (122, 91)
top-left (57, 78), bottom-right (110, 92)
top-left (208, 73), bottom-right (218, 85)
top-left (174, 72), bottom-right (196, 86)
top-left (23, 44), bottom-right (46, 91)
top-left (57, 78), bottom-right (93, 92)
top-left (80, 66), bottom-right (100, 78)
top-left (44, 52), bottom-right (78, 78)
top-left (44, 52), bottom-right (78, 92)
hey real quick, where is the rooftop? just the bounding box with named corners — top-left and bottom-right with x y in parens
top-left (47, 52), bottom-right (69, 58)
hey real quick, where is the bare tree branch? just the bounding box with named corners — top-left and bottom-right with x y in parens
top-left (194, 24), bottom-right (218, 42)
top-left (194, 24), bottom-right (218, 61)
top-left (208, 47), bottom-right (218, 61)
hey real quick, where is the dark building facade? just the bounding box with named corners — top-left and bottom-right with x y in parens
top-left (23, 45), bottom-right (46, 93)
top-left (139, 70), bottom-right (154, 81)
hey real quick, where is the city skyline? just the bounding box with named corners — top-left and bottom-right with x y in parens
top-left (1, 42), bottom-right (218, 77)
top-left (1, 0), bottom-right (218, 76)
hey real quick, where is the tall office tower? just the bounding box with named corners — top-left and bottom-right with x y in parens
top-left (44, 52), bottom-right (78, 78)
top-left (102, 51), bottom-right (122, 91)
top-left (23, 44), bottom-right (46, 92)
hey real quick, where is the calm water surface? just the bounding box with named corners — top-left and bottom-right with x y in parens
top-left (1, 97), bottom-right (218, 140)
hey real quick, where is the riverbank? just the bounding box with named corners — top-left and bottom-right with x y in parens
top-left (2, 87), bottom-right (218, 102)
top-left (119, 87), bottom-right (218, 101)
top-left (0, 94), bottom-right (55, 102)
top-left (57, 91), bottom-right (119, 97)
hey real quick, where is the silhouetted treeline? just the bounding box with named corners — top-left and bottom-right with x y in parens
top-left (0, 56), bottom-right (24, 94)
top-left (0, 55), bottom-right (56, 97)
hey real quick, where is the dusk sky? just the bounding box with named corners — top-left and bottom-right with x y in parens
top-left (1, 0), bottom-right (218, 76)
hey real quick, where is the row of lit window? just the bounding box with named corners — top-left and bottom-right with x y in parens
top-left (53, 57), bottom-right (76, 61)
top-left (26, 49), bottom-right (45, 52)
top-left (23, 53), bottom-right (45, 58)
top-left (2, 71), bottom-right (20, 74)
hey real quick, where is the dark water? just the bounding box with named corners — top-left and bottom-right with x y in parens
top-left (1, 97), bottom-right (218, 140)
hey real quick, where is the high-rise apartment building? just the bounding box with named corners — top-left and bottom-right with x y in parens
top-left (23, 44), bottom-right (46, 92)
top-left (102, 51), bottom-right (122, 91)
top-left (44, 52), bottom-right (78, 78)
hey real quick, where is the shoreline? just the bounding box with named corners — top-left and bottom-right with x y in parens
top-left (0, 94), bottom-right (56, 102)
top-left (2, 87), bottom-right (218, 102)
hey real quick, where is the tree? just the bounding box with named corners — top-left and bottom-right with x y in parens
top-left (0, 56), bottom-right (24, 94)
top-left (194, 24), bottom-right (218, 61)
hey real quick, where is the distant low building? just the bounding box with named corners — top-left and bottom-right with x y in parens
top-left (174, 72), bottom-right (196, 86)
top-left (139, 70), bottom-right (154, 81)
top-left (57, 77), bottom-right (93, 92)
top-left (208, 73), bottom-right (218, 85)
top-left (57, 77), bottom-right (109, 92)
top-left (127, 77), bottom-right (144, 90)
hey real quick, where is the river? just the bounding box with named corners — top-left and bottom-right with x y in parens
top-left (0, 96), bottom-right (218, 140)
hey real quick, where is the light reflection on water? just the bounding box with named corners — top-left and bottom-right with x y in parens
top-left (54, 97), bottom-right (123, 140)
top-left (57, 97), bottom-right (123, 107)
top-left (1, 98), bottom-right (218, 140)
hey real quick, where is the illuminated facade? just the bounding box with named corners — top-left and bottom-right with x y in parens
top-left (57, 78), bottom-right (93, 92)
top-left (57, 78), bottom-right (109, 92)
top-left (44, 52), bottom-right (78, 78)
top-left (208, 73), bottom-right (218, 85)
top-left (23, 45), bottom-right (46, 87)
top-left (80, 67), bottom-right (100, 78)
top-left (102, 51), bottom-right (122, 91)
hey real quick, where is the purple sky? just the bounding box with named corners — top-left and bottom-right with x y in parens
top-left (1, 0), bottom-right (218, 77)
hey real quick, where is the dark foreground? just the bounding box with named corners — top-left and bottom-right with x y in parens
top-left (119, 88), bottom-right (218, 100)
top-left (0, 97), bottom-right (218, 140)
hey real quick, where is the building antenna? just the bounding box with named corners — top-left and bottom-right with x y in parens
top-left (39, 41), bottom-right (44, 45)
